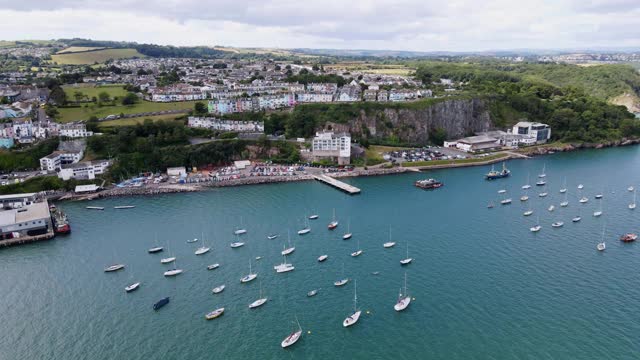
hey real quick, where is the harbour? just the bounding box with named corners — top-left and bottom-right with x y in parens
top-left (3, 145), bottom-right (640, 359)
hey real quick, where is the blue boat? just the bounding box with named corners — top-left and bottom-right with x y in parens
top-left (153, 297), bottom-right (170, 311)
top-left (485, 162), bottom-right (511, 180)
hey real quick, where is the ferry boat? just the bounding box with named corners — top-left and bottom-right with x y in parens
top-left (620, 233), bottom-right (638, 242)
top-left (485, 163), bottom-right (511, 180)
top-left (414, 178), bottom-right (443, 190)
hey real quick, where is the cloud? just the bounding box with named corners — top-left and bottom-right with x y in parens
top-left (0, 0), bottom-right (638, 51)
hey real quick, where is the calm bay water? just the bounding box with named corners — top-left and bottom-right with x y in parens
top-left (3, 146), bottom-right (640, 359)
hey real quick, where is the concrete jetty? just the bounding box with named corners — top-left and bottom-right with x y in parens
top-left (313, 175), bottom-right (361, 194)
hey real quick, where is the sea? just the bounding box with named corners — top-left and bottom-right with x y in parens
top-left (2, 146), bottom-right (640, 360)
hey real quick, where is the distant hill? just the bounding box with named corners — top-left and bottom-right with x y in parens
top-left (51, 48), bottom-right (144, 64)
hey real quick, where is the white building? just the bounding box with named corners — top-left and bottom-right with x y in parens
top-left (59, 123), bottom-right (93, 138)
top-left (187, 117), bottom-right (264, 132)
top-left (444, 135), bottom-right (500, 153)
top-left (511, 121), bottom-right (551, 144)
top-left (167, 166), bottom-right (187, 177)
top-left (0, 201), bottom-right (51, 238)
top-left (39, 150), bottom-right (84, 172)
top-left (58, 160), bottom-right (111, 181)
top-left (311, 131), bottom-right (351, 165)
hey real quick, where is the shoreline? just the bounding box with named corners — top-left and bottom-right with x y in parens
top-left (52, 140), bottom-right (640, 202)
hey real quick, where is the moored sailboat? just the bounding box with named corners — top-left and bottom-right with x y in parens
top-left (342, 280), bottom-right (361, 327)
top-left (394, 272), bottom-right (411, 312)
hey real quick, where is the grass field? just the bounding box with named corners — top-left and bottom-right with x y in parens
top-left (62, 84), bottom-right (128, 101)
top-left (57, 100), bottom-right (198, 122)
top-left (0, 41), bottom-right (15, 48)
top-left (98, 114), bottom-right (184, 128)
top-left (51, 48), bottom-right (144, 65)
top-left (56, 46), bottom-right (107, 54)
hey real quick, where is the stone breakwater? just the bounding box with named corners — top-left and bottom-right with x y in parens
top-left (519, 138), bottom-right (640, 156)
top-left (96, 184), bottom-right (202, 198)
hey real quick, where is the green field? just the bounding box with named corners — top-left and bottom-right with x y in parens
top-left (0, 41), bottom-right (15, 48)
top-left (98, 114), bottom-right (184, 128)
top-left (56, 46), bottom-right (107, 54)
top-left (63, 84), bottom-right (128, 101)
top-left (51, 48), bottom-right (144, 65)
top-left (57, 100), bottom-right (198, 122)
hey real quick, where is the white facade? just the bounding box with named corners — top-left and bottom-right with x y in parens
top-left (512, 121), bottom-right (551, 143)
top-left (312, 131), bottom-right (351, 164)
top-left (187, 117), bottom-right (264, 132)
top-left (167, 166), bottom-right (187, 177)
top-left (58, 160), bottom-right (111, 181)
top-left (39, 151), bottom-right (84, 171)
top-left (59, 123), bottom-right (93, 138)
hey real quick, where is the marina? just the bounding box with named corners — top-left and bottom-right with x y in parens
top-left (3, 146), bottom-right (640, 359)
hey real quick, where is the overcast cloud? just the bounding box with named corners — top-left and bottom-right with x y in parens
top-left (0, 0), bottom-right (639, 51)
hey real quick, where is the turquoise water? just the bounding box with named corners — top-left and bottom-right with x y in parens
top-left (3, 146), bottom-right (640, 359)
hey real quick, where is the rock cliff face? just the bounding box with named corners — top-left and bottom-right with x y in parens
top-left (324, 99), bottom-right (493, 144)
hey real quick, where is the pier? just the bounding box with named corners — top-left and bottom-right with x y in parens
top-left (313, 175), bottom-right (361, 195)
top-left (0, 230), bottom-right (55, 248)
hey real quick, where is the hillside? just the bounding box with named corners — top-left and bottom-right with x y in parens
top-left (51, 48), bottom-right (144, 64)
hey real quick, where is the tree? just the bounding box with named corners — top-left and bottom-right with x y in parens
top-left (97, 91), bottom-right (111, 104)
top-left (121, 92), bottom-right (138, 105)
top-left (312, 64), bottom-right (319, 71)
top-left (73, 91), bottom-right (84, 102)
top-left (49, 86), bottom-right (67, 105)
top-left (86, 116), bottom-right (100, 132)
top-left (194, 102), bottom-right (207, 115)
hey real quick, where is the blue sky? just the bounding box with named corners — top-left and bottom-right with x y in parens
top-left (0, 0), bottom-right (638, 51)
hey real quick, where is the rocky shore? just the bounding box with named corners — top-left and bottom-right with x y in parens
top-left (518, 138), bottom-right (640, 156)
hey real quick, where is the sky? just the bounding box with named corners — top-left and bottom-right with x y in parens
top-left (0, 0), bottom-right (639, 52)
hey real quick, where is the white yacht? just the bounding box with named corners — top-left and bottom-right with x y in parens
top-left (394, 272), bottom-right (411, 312)
top-left (241, 260), bottom-right (257, 283)
top-left (342, 280), bottom-right (361, 327)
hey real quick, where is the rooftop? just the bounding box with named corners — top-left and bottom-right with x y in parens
top-left (0, 201), bottom-right (49, 227)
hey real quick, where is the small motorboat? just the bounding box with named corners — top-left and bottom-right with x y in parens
top-left (275, 263), bottom-right (295, 273)
top-left (579, 197), bottom-right (589, 203)
top-left (255, 256), bottom-right (262, 261)
top-left (593, 211), bottom-right (602, 217)
top-left (334, 278), bottom-right (349, 287)
top-left (498, 189), bottom-right (506, 194)
top-left (620, 233), bottom-right (638, 242)
top-left (230, 242), bottom-right (245, 248)
top-left (153, 297), bottom-right (170, 310)
top-left (559, 188), bottom-right (567, 194)
top-left (186, 238), bottom-right (198, 243)
top-left (307, 289), bottom-right (318, 297)
top-left (400, 258), bottom-right (413, 265)
top-left (234, 229), bottom-right (247, 235)
top-left (560, 201), bottom-right (569, 207)
top-left (297, 228), bottom-right (311, 235)
top-left (523, 210), bottom-right (533, 216)
top-left (160, 257), bottom-right (176, 264)
top-left (212, 285), bottom-right (225, 294)
top-left (578, 184), bottom-right (584, 190)
top-left (500, 198), bottom-right (512, 205)
top-left (551, 221), bottom-right (564, 228)
top-left (520, 195), bottom-right (529, 201)
top-left (522, 184), bottom-right (531, 190)
top-left (205, 308), bottom-right (225, 320)
top-left (530, 225), bottom-right (541, 232)
top-left (597, 242), bottom-right (606, 251)
top-left (114, 205), bottom-right (135, 209)
top-left (207, 263), bottom-right (220, 270)
top-left (308, 215), bottom-right (319, 220)
top-left (317, 254), bottom-right (328, 262)
top-left (572, 216), bottom-right (582, 222)
top-left (125, 282), bottom-right (140, 292)
top-left (536, 180), bottom-right (546, 186)
top-left (595, 194), bottom-right (603, 199)
top-left (148, 247), bottom-right (163, 254)
top-left (267, 234), bottom-right (279, 240)
top-left (628, 186), bottom-right (634, 192)
top-left (548, 205), bottom-right (555, 212)
top-left (538, 192), bottom-right (548, 197)
top-left (86, 206), bottom-right (104, 210)
top-left (163, 268), bottom-right (183, 277)
top-left (104, 264), bottom-right (125, 272)
top-left (383, 242), bottom-right (396, 248)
